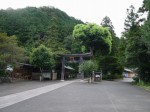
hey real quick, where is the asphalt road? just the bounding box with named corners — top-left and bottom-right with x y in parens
top-left (0, 79), bottom-right (150, 112)
top-left (0, 80), bottom-right (61, 97)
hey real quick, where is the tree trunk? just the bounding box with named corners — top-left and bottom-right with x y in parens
top-left (90, 47), bottom-right (94, 62)
top-left (39, 67), bottom-right (43, 81)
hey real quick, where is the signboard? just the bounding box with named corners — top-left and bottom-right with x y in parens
top-left (42, 73), bottom-right (51, 79)
top-left (95, 75), bottom-right (100, 77)
top-left (94, 72), bottom-right (102, 81)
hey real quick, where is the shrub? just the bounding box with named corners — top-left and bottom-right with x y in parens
top-left (0, 69), bottom-right (7, 77)
top-left (103, 73), bottom-right (123, 80)
top-left (79, 61), bottom-right (98, 77)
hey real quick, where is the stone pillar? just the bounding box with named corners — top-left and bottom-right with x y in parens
top-left (79, 56), bottom-right (84, 80)
top-left (61, 56), bottom-right (65, 81)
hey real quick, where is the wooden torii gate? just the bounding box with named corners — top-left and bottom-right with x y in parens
top-left (61, 53), bottom-right (92, 81)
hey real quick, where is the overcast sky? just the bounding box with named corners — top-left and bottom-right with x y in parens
top-left (0, 0), bottom-right (144, 37)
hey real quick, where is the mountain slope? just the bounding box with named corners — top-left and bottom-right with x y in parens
top-left (0, 6), bottom-right (83, 47)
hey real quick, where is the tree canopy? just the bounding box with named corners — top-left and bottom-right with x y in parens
top-left (79, 61), bottom-right (98, 76)
top-left (73, 23), bottom-right (112, 54)
top-left (99, 16), bottom-right (123, 76)
top-left (30, 44), bottom-right (55, 72)
top-left (122, 2), bottom-right (150, 82)
top-left (0, 33), bottom-right (25, 68)
top-left (0, 6), bottom-right (82, 51)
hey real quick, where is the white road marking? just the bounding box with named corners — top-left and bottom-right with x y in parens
top-left (0, 81), bottom-right (74, 109)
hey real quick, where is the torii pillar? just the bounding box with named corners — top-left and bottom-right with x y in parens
top-left (79, 56), bottom-right (84, 80)
top-left (61, 56), bottom-right (65, 81)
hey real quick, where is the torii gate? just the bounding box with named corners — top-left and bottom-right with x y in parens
top-left (61, 53), bottom-right (92, 81)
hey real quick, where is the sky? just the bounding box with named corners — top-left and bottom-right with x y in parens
top-left (0, 0), bottom-right (144, 37)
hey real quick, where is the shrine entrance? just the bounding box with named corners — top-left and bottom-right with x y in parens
top-left (61, 53), bottom-right (92, 81)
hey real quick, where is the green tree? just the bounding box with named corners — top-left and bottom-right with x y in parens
top-left (73, 23), bottom-right (112, 56)
top-left (124, 5), bottom-right (139, 32)
top-left (63, 35), bottom-right (74, 52)
top-left (0, 33), bottom-right (25, 69)
top-left (137, 0), bottom-right (150, 82)
top-left (0, 6), bottom-right (83, 50)
top-left (67, 36), bottom-right (86, 53)
top-left (123, 4), bottom-right (150, 82)
top-left (79, 61), bottom-right (98, 78)
top-left (79, 61), bottom-right (96, 74)
top-left (118, 37), bottom-right (127, 67)
top-left (101, 16), bottom-right (116, 36)
top-left (30, 44), bottom-right (55, 73)
top-left (100, 16), bottom-right (123, 77)
top-left (101, 16), bottom-right (120, 55)
top-left (123, 5), bottom-right (141, 67)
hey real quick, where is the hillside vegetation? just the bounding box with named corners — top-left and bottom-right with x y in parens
top-left (0, 6), bottom-right (82, 52)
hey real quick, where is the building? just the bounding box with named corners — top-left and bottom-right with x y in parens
top-left (123, 68), bottom-right (135, 78)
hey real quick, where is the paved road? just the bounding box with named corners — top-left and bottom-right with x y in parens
top-left (0, 80), bottom-right (61, 97)
top-left (0, 79), bottom-right (150, 112)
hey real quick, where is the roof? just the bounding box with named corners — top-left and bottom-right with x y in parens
top-left (124, 68), bottom-right (133, 73)
top-left (63, 52), bottom-right (92, 57)
top-left (64, 66), bottom-right (74, 70)
top-left (16, 62), bottom-right (34, 66)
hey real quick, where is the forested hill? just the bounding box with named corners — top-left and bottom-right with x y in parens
top-left (0, 6), bottom-right (83, 48)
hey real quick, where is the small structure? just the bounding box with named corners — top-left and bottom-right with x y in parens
top-left (13, 63), bottom-right (33, 80)
top-left (52, 70), bottom-right (57, 80)
top-left (13, 63), bottom-right (56, 81)
top-left (94, 72), bottom-right (102, 82)
top-left (123, 68), bottom-right (135, 78)
top-left (32, 70), bottom-right (51, 81)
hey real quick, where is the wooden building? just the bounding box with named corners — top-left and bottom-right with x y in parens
top-left (123, 68), bottom-right (135, 78)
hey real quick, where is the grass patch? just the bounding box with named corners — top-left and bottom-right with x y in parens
top-left (102, 74), bottom-right (123, 81)
top-left (133, 80), bottom-right (150, 91)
